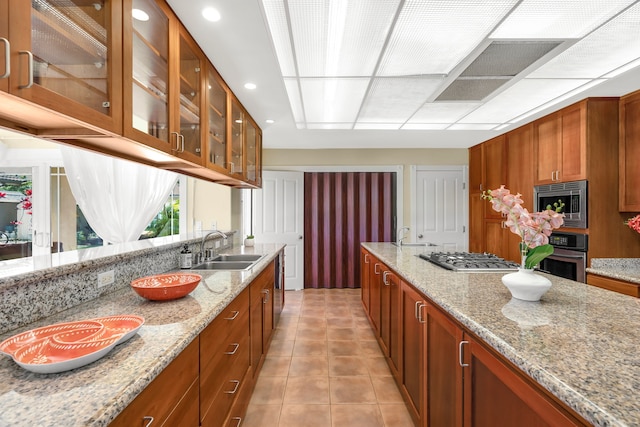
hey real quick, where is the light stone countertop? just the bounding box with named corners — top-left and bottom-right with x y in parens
top-left (0, 243), bottom-right (285, 427)
top-left (363, 243), bottom-right (640, 427)
top-left (587, 258), bottom-right (640, 284)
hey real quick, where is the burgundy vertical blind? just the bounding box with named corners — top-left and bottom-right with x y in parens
top-left (304, 172), bottom-right (396, 289)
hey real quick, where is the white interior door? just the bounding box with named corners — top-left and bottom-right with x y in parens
top-left (412, 166), bottom-right (467, 251)
top-left (253, 171), bottom-right (304, 290)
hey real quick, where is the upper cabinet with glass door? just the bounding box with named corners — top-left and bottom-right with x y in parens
top-left (205, 65), bottom-right (228, 174)
top-left (229, 97), bottom-right (244, 180)
top-left (124, 0), bottom-right (205, 165)
top-left (0, 0), bottom-right (123, 134)
top-left (245, 116), bottom-right (261, 187)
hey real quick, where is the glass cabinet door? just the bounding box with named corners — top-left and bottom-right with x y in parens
top-left (230, 99), bottom-right (244, 177)
top-left (177, 30), bottom-right (203, 162)
top-left (245, 119), bottom-right (257, 184)
top-left (128, 0), bottom-right (170, 146)
top-left (0, 0), bottom-right (8, 93)
top-left (5, 0), bottom-right (122, 132)
top-left (207, 67), bottom-right (227, 170)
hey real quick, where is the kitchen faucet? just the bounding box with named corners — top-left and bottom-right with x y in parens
top-left (397, 226), bottom-right (410, 246)
top-left (198, 230), bottom-right (228, 262)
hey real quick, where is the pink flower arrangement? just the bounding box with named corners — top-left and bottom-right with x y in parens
top-left (625, 214), bottom-right (640, 234)
top-left (482, 185), bottom-right (565, 269)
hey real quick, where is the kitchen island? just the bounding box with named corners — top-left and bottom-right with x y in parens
top-left (0, 243), bottom-right (285, 427)
top-left (363, 242), bottom-right (639, 427)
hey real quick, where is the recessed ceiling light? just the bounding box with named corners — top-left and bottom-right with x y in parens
top-left (202, 7), bottom-right (221, 22)
top-left (265, 119), bottom-right (275, 124)
top-left (244, 82), bottom-right (257, 90)
top-left (132, 8), bottom-right (149, 21)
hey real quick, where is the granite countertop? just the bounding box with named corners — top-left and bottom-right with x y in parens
top-left (363, 243), bottom-right (640, 427)
top-left (0, 243), bottom-right (285, 427)
top-left (586, 258), bottom-right (640, 284)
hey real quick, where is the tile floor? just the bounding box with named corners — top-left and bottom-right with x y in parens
top-left (243, 288), bottom-right (415, 427)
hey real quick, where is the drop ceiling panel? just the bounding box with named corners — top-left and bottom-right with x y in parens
top-left (299, 78), bottom-right (370, 123)
top-left (377, 0), bottom-right (519, 76)
top-left (408, 102), bottom-right (481, 123)
top-left (491, 0), bottom-right (638, 39)
top-left (284, 78), bottom-right (305, 125)
top-left (358, 77), bottom-right (443, 123)
top-left (262, 0), bottom-right (297, 76)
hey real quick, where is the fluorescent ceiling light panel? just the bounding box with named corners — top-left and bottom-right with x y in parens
top-left (528, 2), bottom-right (640, 79)
top-left (307, 123), bottom-right (354, 129)
top-left (377, 0), bottom-right (518, 76)
top-left (284, 78), bottom-right (305, 124)
top-left (491, 0), bottom-right (636, 39)
top-left (448, 123), bottom-right (499, 130)
top-left (287, 0), bottom-right (400, 77)
top-left (358, 77), bottom-right (443, 123)
top-left (459, 78), bottom-right (590, 123)
top-left (408, 102), bottom-right (481, 123)
top-left (262, 0), bottom-right (297, 76)
top-left (354, 123), bottom-right (402, 130)
top-left (402, 123), bottom-right (450, 130)
top-left (300, 78), bottom-right (369, 123)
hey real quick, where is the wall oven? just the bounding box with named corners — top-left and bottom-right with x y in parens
top-left (538, 232), bottom-right (588, 283)
top-left (534, 180), bottom-right (587, 229)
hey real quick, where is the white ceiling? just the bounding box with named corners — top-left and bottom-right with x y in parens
top-left (162, 1), bottom-right (636, 149)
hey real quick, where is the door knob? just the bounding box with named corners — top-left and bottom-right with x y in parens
top-left (418, 234), bottom-right (423, 238)
top-left (298, 235), bottom-right (303, 239)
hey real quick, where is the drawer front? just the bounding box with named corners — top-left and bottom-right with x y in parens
top-left (110, 338), bottom-right (199, 427)
top-left (201, 330), bottom-right (250, 421)
top-left (202, 288), bottom-right (250, 347)
top-left (201, 353), bottom-right (251, 427)
top-left (161, 378), bottom-right (199, 427)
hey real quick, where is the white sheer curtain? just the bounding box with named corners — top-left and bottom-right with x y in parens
top-left (61, 146), bottom-right (178, 244)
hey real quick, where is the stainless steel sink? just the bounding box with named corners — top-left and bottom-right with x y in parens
top-left (211, 254), bottom-right (263, 262)
top-left (191, 261), bottom-right (254, 270)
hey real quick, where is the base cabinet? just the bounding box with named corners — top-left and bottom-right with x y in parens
top-left (586, 273), bottom-right (640, 298)
top-left (400, 283), bottom-right (426, 426)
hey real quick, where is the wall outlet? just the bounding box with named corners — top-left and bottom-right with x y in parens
top-left (215, 240), bottom-right (221, 248)
top-left (98, 270), bottom-right (115, 288)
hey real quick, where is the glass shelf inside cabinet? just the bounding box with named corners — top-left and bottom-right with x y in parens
top-left (31, 0), bottom-right (110, 113)
top-left (131, 0), bottom-right (169, 141)
top-left (208, 71), bottom-right (227, 168)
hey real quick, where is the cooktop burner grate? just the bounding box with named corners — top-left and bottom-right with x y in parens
top-left (419, 252), bottom-right (520, 272)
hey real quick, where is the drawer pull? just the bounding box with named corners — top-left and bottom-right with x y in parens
top-left (224, 379), bottom-right (240, 394)
top-left (0, 38), bottom-right (9, 79)
top-left (230, 417), bottom-right (242, 427)
top-left (224, 311), bottom-right (240, 320)
top-left (417, 303), bottom-right (426, 324)
top-left (262, 289), bottom-right (269, 303)
top-left (459, 340), bottom-right (469, 367)
top-left (225, 343), bottom-right (240, 355)
top-left (382, 271), bottom-right (390, 286)
top-left (143, 416), bottom-right (154, 427)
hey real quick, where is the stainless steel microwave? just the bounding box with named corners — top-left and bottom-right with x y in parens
top-left (534, 180), bottom-right (587, 229)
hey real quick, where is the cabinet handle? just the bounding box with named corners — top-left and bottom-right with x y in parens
top-left (228, 162), bottom-right (235, 173)
top-left (224, 343), bottom-right (240, 355)
top-left (459, 340), bottom-right (469, 367)
top-left (18, 50), bottom-right (33, 89)
top-left (230, 417), bottom-right (242, 427)
top-left (142, 416), bottom-right (154, 427)
top-left (479, 184), bottom-right (483, 191)
top-left (364, 254), bottom-right (370, 264)
top-left (374, 263), bottom-right (381, 275)
top-left (224, 310), bottom-right (240, 320)
top-left (417, 303), bottom-right (426, 323)
top-left (262, 289), bottom-right (269, 303)
top-left (0, 38), bottom-right (9, 79)
top-left (414, 300), bottom-right (422, 320)
top-left (224, 379), bottom-right (240, 394)
top-left (179, 133), bottom-right (185, 153)
top-left (171, 132), bottom-right (179, 151)
top-left (382, 271), bottom-right (390, 286)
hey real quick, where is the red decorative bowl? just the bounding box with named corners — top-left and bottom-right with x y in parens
top-left (131, 273), bottom-right (202, 301)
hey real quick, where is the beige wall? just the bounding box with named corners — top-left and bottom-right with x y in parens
top-left (263, 148), bottom-right (468, 227)
top-left (187, 177), bottom-right (233, 233)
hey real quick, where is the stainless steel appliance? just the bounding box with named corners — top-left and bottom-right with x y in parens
top-left (538, 232), bottom-right (588, 283)
top-left (421, 252), bottom-right (520, 272)
top-left (534, 180), bottom-right (587, 228)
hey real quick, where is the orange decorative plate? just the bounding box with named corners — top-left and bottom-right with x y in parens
top-left (0, 320), bottom-right (103, 356)
top-left (130, 273), bottom-right (202, 301)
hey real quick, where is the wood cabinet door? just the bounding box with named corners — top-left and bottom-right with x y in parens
top-left (560, 104), bottom-right (587, 182)
top-left (388, 271), bottom-right (402, 380)
top-left (205, 65), bottom-right (229, 173)
top-left (401, 283), bottom-right (426, 427)
top-left (485, 220), bottom-right (509, 259)
top-left (228, 97), bottom-right (245, 179)
top-left (468, 144), bottom-right (484, 253)
top-left (379, 266), bottom-right (391, 356)
top-left (506, 124), bottom-right (533, 262)
top-left (483, 135), bottom-right (507, 219)
top-left (463, 335), bottom-right (583, 427)
top-left (534, 113), bottom-right (562, 184)
top-left (360, 249), bottom-right (371, 312)
top-left (0, 0), bottom-right (8, 93)
top-left (426, 305), bottom-right (463, 427)
top-left (619, 91), bottom-right (640, 211)
top-left (469, 144), bottom-right (483, 193)
top-left (369, 259), bottom-right (382, 334)
top-left (7, 0), bottom-right (123, 134)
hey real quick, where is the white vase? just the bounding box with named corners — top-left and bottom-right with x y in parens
top-left (501, 268), bottom-right (552, 302)
top-left (244, 238), bottom-right (255, 247)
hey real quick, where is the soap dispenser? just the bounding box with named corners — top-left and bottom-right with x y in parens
top-left (180, 244), bottom-right (192, 269)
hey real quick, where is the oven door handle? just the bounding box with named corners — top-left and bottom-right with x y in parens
top-left (549, 253), bottom-right (585, 260)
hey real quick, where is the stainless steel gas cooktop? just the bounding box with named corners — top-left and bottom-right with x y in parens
top-left (420, 252), bottom-right (520, 272)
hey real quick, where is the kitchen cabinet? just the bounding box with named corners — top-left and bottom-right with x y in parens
top-left (245, 116), bottom-right (262, 187)
top-left (200, 288), bottom-right (251, 427)
top-left (533, 103), bottom-right (586, 184)
top-left (360, 248), bottom-right (371, 312)
top-left (468, 144), bottom-right (484, 253)
top-left (369, 257), bottom-right (383, 334)
top-left (586, 273), bottom-right (640, 298)
top-left (110, 337), bottom-right (200, 427)
top-left (250, 261), bottom-right (276, 379)
top-left (123, 0), bottom-right (204, 166)
top-left (205, 65), bottom-right (229, 174)
top-left (379, 266), bottom-right (402, 380)
top-left (400, 282), bottom-right (426, 426)
top-left (0, 0), bottom-right (123, 134)
top-left (619, 89), bottom-right (640, 212)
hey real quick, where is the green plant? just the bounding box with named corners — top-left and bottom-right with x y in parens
top-left (246, 234), bottom-right (254, 239)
